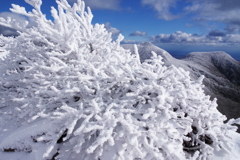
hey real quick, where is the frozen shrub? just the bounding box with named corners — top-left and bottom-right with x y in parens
top-left (0, 0), bottom-right (239, 160)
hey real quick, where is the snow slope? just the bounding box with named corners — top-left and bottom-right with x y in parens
top-left (0, 0), bottom-right (240, 159)
top-left (123, 42), bottom-right (178, 66)
top-left (123, 43), bottom-right (240, 121)
top-left (183, 51), bottom-right (240, 120)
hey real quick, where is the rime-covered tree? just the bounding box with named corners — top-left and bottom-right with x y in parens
top-left (0, 0), bottom-right (239, 160)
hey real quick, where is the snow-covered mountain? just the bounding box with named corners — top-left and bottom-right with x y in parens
top-left (122, 42), bottom-right (240, 121)
top-left (1, 0), bottom-right (240, 159)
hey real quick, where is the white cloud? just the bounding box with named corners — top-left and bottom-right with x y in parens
top-left (184, 0), bottom-right (240, 26)
top-left (0, 11), bottom-right (37, 27)
top-left (104, 22), bottom-right (121, 36)
top-left (0, 12), bottom-right (38, 36)
top-left (121, 39), bottom-right (141, 44)
top-left (224, 24), bottom-right (240, 34)
top-left (68, 0), bottom-right (120, 10)
top-left (0, 12), bottom-right (28, 26)
top-left (129, 31), bottom-right (147, 37)
top-left (150, 31), bottom-right (240, 46)
top-left (141, 0), bottom-right (180, 20)
top-left (141, 0), bottom-right (240, 29)
top-left (0, 12), bottom-right (29, 36)
top-left (0, 25), bottom-right (18, 37)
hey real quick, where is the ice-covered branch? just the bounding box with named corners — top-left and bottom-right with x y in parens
top-left (0, 0), bottom-right (239, 160)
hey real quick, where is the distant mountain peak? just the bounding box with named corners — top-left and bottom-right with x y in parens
top-left (123, 43), bottom-right (240, 121)
top-left (185, 51), bottom-right (239, 67)
top-left (140, 41), bottom-right (153, 46)
top-left (187, 51), bottom-right (231, 59)
top-left (122, 42), bottom-right (179, 66)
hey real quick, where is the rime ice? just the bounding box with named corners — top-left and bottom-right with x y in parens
top-left (0, 0), bottom-right (240, 160)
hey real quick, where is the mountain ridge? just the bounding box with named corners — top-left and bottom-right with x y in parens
top-left (122, 42), bottom-right (240, 121)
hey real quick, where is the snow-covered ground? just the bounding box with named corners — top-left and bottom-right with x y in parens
top-left (212, 131), bottom-right (240, 160)
top-left (0, 112), bottom-right (240, 160)
top-left (0, 0), bottom-right (239, 159)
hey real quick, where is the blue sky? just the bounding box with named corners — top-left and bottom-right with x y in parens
top-left (0, 0), bottom-right (240, 59)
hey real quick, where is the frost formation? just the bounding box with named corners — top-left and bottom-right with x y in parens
top-left (0, 0), bottom-right (239, 160)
